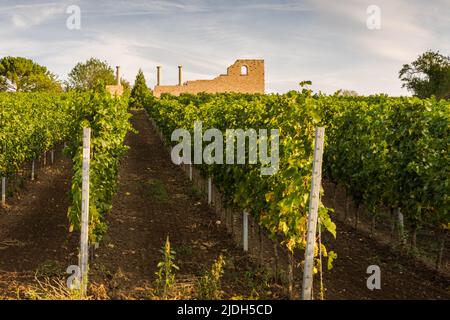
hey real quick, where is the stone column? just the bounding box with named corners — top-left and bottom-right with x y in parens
top-left (156, 66), bottom-right (161, 86)
top-left (178, 65), bottom-right (182, 86)
top-left (116, 66), bottom-right (121, 86)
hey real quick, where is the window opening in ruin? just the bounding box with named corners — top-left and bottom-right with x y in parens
top-left (240, 65), bottom-right (248, 75)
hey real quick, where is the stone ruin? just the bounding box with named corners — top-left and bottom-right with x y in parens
top-left (106, 66), bottom-right (124, 96)
top-left (153, 59), bottom-right (265, 97)
top-left (106, 59), bottom-right (265, 97)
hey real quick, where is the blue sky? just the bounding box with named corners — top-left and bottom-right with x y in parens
top-left (1, 0), bottom-right (449, 95)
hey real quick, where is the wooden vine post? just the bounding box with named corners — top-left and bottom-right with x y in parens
top-left (243, 210), bottom-right (249, 252)
top-left (79, 127), bottom-right (91, 296)
top-left (302, 127), bottom-right (325, 300)
top-left (1, 176), bottom-right (6, 207)
top-left (31, 160), bottom-right (35, 181)
top-left (208, 177), bottom-right (212, 205)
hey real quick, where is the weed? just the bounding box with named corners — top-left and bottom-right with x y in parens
top-left (36, 260), bottom-right (64, 278)
top-left (142, 179), bottom-right (168, 202)
top-left (22, 276), bottom-right (109, 300)
top-left (154, 236), bottom-right (179, 299)
top-left (195, 255), bottom-right (225, 300)
top-left (174, 243), bottom-right (193, 255)
top-left (188, 186), bottom-right (204, 199)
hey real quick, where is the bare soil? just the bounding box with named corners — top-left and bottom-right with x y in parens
top-left (0, 155), bottom-right (78, 299)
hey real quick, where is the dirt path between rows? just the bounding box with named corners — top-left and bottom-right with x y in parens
top-left (90, 110), bottom-right (267, 299)
top-left (0, 154), bottom-right (78, 299)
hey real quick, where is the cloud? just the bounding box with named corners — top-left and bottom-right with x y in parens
top-left (11, 14), bottom-right (28, 28)
top-left (0, 0), bottom-right (448, 95)
top-left (0, 1), bottom-right (71, 29)
top-left (306, 0), bottom-right (447, 62)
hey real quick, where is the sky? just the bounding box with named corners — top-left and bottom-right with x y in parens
top-left (0, 0), bottom-right (449, 95)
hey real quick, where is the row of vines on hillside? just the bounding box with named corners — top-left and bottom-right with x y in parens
top-left (145, 89), bottom-right (449, 271)
top-left (145, 92), bottom-right (337, 277)
top-left (0, 92), bottom-right (72, 177)
top-left (1, 89), bottom-right (131, 243)
top-left (321, 94), bottom-right (449, 256)
top-left (65, 87), bottom-right (132, 242)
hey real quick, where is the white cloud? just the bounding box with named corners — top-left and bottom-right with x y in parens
top-left (1, 1), bottom-right (71, 29)
top-left (0, 0), bottom-right (448, 95)
top-left (11, 14), bottom-right (28, 28)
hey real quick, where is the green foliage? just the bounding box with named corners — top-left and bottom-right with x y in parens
top-left (130, 69), bottom-right (150, 109)
top-left (195, 255), bottom-right (225, 300)
top-left (120, 78), bottom-right (131, 94)
top-left (0, 88), bottom-right (131, 242)
top-left (399, 50), bottom-right (450, 99)
top-left (335, 89), bottom-right (359, 97)
top-left (146, 90), bottom-right (449, 267)
top-left (141, 179), bottom-right (168, 202)
top-left (145, 92), bottom-right (336, 267)
top-left (65, 87), bottom-right (131, 242)
top-left (0, 56), bottom-right (61, 92)
top-left (67, 58), bottom-right (115, 91)
top-left (154, 236), bottom-right (179, 299)
top-left (327, 250), bottom-right (337, 270)
top-left (0, 92), bottom-right (72, 176)
top-left (323, 94), bottom-right (450, 231)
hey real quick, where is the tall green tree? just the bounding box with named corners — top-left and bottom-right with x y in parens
top-left (67, 58), bottom-right (115, 91)
top-left (120, 78), bottom-right (131, 95)
top-left (399, 50), bottom-right (450, 99)
top-left (130, 68), bottom-right (149, 108)
top-left (0, 56), bottom-right (61, 92)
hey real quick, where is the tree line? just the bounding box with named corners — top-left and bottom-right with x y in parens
top-left (1, 50), bottom-right (448, 99)
top-left (0, 57), bottom-right (131, 93)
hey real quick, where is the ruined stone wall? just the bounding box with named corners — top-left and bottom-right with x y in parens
top-left (106, 66), bottom-right (124, 96)
top-left (153, 59), bottom-right (264, 97)
top-left (106, 85), bottom-right (124, 96)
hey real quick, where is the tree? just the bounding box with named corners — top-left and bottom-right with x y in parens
top-left (336, 89), bottom-right (359, 97)
top-left (130, 69), bottom-right (149, 108)
top-left (120, 78), bottom-right (131, 95)
top-left (67, 58), bottom-right (115, 91)
top-left (399, 50), bottom-right (450, 99)
top-left (0, 56), bottom-right (61, 92)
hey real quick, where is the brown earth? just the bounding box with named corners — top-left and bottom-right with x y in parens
top-left (0, 154), bottom-right (78, 299)
top-left (0, 109), bottom-right (448, 300)
top-left (322, 222), bottom-right (449, 299)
